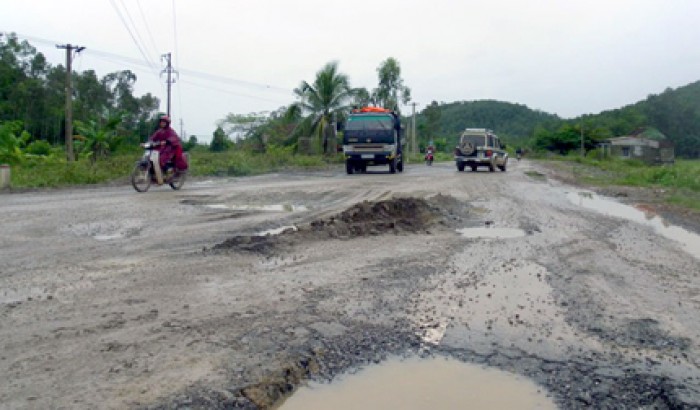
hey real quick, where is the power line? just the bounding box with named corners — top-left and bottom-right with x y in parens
top-left (117, 0), bottom-right (158, 65)
top-left (177, 67), bottom-right (292, 94)
top-left (108, 0), bottom-right (158, 75)
top-left (178, 78), bottom-right (291, 104)
top-left (171, 0), bottom-right (183, 122)
top-left (135, 0), bottom-right (160, 58)
top-left (12, 32), bottom-right (292, 94)
top-left (171, 0), bottom-right (180, 70)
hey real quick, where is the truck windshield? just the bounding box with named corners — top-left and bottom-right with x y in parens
top-left (346, 115), bottom-right (394, 131)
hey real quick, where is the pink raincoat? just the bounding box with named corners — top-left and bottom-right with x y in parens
top-left (149, 126), bottom-right (187, 170)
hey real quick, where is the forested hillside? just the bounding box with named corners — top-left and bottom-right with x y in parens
top-left (411, 100), bottom-right (559, 151)
top-left (588, 81), bottom-right (700, 158)
top-left (416, 81), bottom-right (700, 158)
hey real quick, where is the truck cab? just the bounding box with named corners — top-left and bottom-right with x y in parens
top-left (342, 107), bottom-right (404, 174)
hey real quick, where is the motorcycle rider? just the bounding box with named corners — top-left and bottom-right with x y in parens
top-left (425, 144), bottom-right (435, 164)
top-left (146, 115), bottom-right (187, 184)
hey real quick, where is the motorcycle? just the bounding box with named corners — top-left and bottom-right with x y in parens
top-left (130, 142), bottom-right (187, 192)
top-left (425, 151), bottom-right (434, 166)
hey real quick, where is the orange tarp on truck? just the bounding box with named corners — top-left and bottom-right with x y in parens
top-left (353, 107), bottom-right (391, 113)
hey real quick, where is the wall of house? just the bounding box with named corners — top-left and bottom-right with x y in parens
top-left (611, 145), bottom-right (674, 164)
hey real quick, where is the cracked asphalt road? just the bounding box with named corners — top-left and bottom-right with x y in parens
top-left (1, 159), bottom-right (699, 409)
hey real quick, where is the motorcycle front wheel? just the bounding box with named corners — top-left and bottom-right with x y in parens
top-left (169, 171), bottom-right (186, 190)
top-left (131, 163), bottom-right (151, 192)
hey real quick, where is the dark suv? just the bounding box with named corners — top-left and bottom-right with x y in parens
top-left (454, 128), bottom-right (508, 172)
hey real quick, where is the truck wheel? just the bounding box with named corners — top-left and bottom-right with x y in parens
top-left (389, 158), bottom-right (396, 174)
top-left (471, 166), bottom-right (478, 172)
top-left (498, 161), bottom-right (507, 171)
top-left (397, 160), bottom-right (404, 172)
top-left (457, 162), bottom-right (465, 172)
top-left (489, 162), bottom-right (495, 172)
top-left (346, 161), bottom-right (354, 175)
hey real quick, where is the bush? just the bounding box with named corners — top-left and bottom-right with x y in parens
top-left (25, 140), bottom-right (53, 156)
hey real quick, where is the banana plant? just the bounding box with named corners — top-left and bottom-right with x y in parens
top-left (0, 121), bottom-right (30, 164)
top-left (74, 114), bottom-right (122, 165)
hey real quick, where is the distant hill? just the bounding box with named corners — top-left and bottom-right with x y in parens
top-left (414, 100), bottom-right (560, 149)
top-left (416, 81), bottom-right (700, 158)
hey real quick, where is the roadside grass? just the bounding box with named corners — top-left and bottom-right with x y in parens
top-left (8, 155), bottom-right (134, 188)
top-left (538, 154), bottom-right (700, 211)
top-left (188, 146), bottom-right (333, 177)
top-left (4, 146), bottom-right (342, 189)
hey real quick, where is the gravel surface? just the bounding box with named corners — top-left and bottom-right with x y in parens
top-left (1, 159), bottom-right (699, 409)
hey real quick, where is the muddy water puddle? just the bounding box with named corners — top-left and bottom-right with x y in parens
top-left (457, 227), bottom-right (526, 239)
top-left (279, 356), bottom-right (556, 409)
top-left (205, 203), bottom-right (308, 212)
top-left (256, 225), bottom-right (298, 236)
top-left (568, 191), bottom-right (700, 259)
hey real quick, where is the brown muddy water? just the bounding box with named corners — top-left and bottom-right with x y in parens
top-left (278, 356), bottom-right (556, 410)
top-left (567, 191), bottom-right (700, 259)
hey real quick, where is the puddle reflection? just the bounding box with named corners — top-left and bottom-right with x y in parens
top-left (457, 227), bottom-right (526, 239)
top-left (256, 225), bottom-right (298, 236)
top-left (206, 204), bottom-right (308, 212)
top-left (279, 356), bottom-right (556, 410)
top-left (567, 191), bottom-right (700, 260)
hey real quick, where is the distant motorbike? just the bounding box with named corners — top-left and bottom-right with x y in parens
top-left (425, 151), bottom-right (434, 166)
top-left (130, 142), bottom-right (187, 192)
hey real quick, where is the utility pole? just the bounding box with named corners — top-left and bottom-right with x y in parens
top-left (161, 53), bottom-right (177, 117)
top-left (56, 44), bottom-right (85, 161)
top-left (411, 102), bottom-right (419, 156)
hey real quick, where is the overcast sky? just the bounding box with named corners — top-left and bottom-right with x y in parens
top-left (3, 0), bottom-right (700, 141)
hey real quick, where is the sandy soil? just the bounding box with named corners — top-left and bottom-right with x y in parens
top-left (1, 159), bottom-right (699, 409)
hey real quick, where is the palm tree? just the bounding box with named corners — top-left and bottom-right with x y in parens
top-left (287, 62), bottom-right (356, 154)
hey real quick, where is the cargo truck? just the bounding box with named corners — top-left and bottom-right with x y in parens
top-left (342, 107), bottom-right (404, 174)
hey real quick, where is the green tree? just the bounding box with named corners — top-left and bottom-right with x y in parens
top-left (73, 70), bottom-right (111, 124)
top-left (372, 57), bottom-right (411, 112)
top-left (183, 135), bottom-right (197, 151)
top-left (0, 34), bottom-right (160, 151)
top-left (287, 61), bottom-right (356, 154)
top-left (210, 126), bottom-right (229, 152)
top-left (351, 87), bottom-right (372, 108)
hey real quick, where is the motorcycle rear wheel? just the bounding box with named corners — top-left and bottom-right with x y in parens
top-left (131, 163), bottom-right (151, 192)
top-left (169, 171), bottom-right (186, 190)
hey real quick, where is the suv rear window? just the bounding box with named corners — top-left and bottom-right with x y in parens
top-left (461, 135), bottom-right (486, 146)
